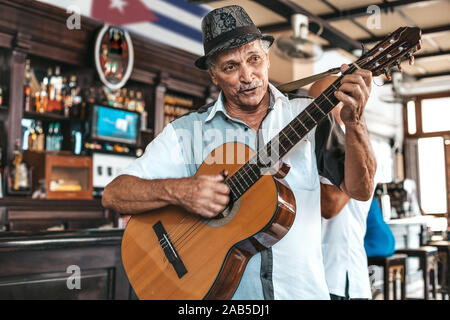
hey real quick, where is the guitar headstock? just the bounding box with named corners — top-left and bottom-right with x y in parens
top-left (356, 27), bottom-right (422, 80)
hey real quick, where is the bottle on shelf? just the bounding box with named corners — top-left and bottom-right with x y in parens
top-left (6, 140), bottom-right (31, 194)
top-left (46, 68), bottom-right (54, 113)
top-left (35, 120), bottom-right (45, 151)
top-left (136, 91), bottom-right (145, 113)
top-left (62, 77), bottom-right (70, 117)
top-left (128, 90), bottom-right (136, 111)
top-left (23, 59), bottom-right (32, 112)
top-left (52, 66), bottom-right (63, 114)
top-left (46, 123), bottom-right (54, 151)
top-left (0, 86), bottom-right (3, 106)
top-left (27, 122), bottom-right (36, 151)
top-left (53, 122), bottom-right (63, 151)
top-left (39, 81), bottom-right (48, 113)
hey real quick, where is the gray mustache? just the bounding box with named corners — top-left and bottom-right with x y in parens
top-left (238, 80), bottom-right (263, 93)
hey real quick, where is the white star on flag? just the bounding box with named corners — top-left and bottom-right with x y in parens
top-left (109, 0), bottom-right (127, 14)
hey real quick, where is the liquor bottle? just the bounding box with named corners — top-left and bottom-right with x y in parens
top-left (136, 91), bottom-right (145, 113)
top-left (39, 82), bottom-right (48, 113)
top-left (62, 77), bottom-right (70, 117)
top-left (46, 123), bottom-right (54, 151)
top-left (53, 123), bottom-right (62, 151)
top-left (120, 88), bottom-right (127, 109)
top-left (35, 121), bottom-right (45, 151)
top-left (24, 60), bottom-right (32, 112)
top-left (27, 122), bottom-right (36, 150)
top-left (53, 66), bottom-right (63, 114)
top-left (128, 90), bottom-right (136, 111)
top-left (0, 87), bottom-right (3, 106)
top-left (6, 140), bottom-right (31, 193)
top-left (46, 68), bottom-right (54, 113)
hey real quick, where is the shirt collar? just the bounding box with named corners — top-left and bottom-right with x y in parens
top-left (205, 83), bottom-right (288, 123)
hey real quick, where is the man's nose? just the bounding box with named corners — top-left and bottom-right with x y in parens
top-left (239, 64), bottom-right (253, 83)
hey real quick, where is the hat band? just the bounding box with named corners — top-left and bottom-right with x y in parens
top-left (204, 25), bottom-right (261, 55)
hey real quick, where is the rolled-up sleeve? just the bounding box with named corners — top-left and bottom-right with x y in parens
top-left (120, 124), bottom-right (189, 180)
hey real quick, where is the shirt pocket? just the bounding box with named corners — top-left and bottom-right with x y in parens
top-left (282, 137), bottom-right (318, 191)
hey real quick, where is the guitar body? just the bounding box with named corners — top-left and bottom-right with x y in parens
top-left (121, 142), bottom-right (296, 299)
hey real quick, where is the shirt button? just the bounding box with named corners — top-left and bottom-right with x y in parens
top-left (244, 127), bottom-right (248, 131)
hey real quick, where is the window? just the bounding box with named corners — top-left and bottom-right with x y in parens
top-left (417, 137), bottom-right (447, 214)
top-left (421, 97), bottom-right (450, 133)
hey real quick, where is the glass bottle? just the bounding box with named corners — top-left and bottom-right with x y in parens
top-left (39, 82), bottom-right (48, 113)
top-left (23, 59), bottom-right (32, 112)
top-left (136, 91), bottom-right (145, 113)
top-left (35, 120), bottom-right (45, 151)
top-left (128, 90), bottom-right (136, 111)
top-left (46, 123), bottom-right (54, 151)
top-left (47, 68), bottom-right (55, 112)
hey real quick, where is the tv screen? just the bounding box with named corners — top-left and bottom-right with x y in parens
top-left (91, 105), bottom-right (139, 145)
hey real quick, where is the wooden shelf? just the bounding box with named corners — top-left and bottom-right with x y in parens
top-left (23, 111), bottom-right (70, 122)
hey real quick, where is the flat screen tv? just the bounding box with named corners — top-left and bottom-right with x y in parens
top-left (91, 105), bottom-right (140, 145)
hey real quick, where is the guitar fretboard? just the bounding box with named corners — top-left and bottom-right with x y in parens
top-left (224, 65), bottom-right (358, 201)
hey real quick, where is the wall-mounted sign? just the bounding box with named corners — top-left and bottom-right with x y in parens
top-left (94, 25), bottom-right (134, 90)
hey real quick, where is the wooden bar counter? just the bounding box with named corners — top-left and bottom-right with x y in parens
top-left (0, 198), bottom-right (135, 300)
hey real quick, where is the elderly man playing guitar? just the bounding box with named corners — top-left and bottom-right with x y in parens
top-left (103, 5), bottom-right (376, 300)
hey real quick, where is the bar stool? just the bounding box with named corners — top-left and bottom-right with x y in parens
top-left (427, 240), bottom-right (450, 300)
top-left (368, 254), bottom-right (407, 300)
top-left (396, 246), bottom-right (439, 300)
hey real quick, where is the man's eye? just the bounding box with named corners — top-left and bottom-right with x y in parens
top-left (224, 65), bottom-right (234, 71)
top-left (251, 56), bottom-right (260, 62)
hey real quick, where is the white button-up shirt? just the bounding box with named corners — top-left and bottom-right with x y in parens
top-left (321, 193), bottom-right (374, 299)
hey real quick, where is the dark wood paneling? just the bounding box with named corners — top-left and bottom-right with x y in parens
top-left (0, 229), bottom-right (133, 299)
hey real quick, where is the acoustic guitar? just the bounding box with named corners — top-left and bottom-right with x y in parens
top-left (121, 27), bottom-right (422, 300)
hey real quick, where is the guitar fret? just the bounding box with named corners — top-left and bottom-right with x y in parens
top-left (236, 169), bottom-right (250, 188)
top-left (280, 130), bottom-right (293, 145)
top-left (288, 123), bottom-right (301, 139)
top-left (295, 117), bottom-right (308, 131)
top-left (228, 176), bottom-right (244, 196)
top-left (304, 109), bottom-right (317, 124)
top-left (312, 101), bottom-right (326, 116)
top-left (225, 179), bottom-right (238, 199)
top-left (322, 94), bottom-right (334, 107)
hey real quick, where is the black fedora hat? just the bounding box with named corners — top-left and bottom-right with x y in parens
top-left (195, 5), bottom-right (274, 70)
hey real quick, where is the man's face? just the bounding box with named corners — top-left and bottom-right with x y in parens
top-left (209, 40), bottom-right (270, 110)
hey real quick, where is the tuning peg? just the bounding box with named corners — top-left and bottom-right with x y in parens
top-left (409, 55), bottom-right (415, 65)
top-left (384, 69), bottom-right (392, 81)
top-left (396, 62), bottom-right (402, 73)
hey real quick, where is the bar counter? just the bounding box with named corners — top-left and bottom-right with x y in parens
top-left (0, 197), bottom-right (134, 299)
top-left (0, 228), bottom-right (134, 299)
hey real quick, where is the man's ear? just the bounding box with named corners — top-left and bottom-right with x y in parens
top-left (208, 68), bottom-right (218, 86)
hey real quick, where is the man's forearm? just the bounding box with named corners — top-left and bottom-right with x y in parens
top-left (102, 174), bottom-right (176, 214)
top-left (340, 118), bottom-right (377, 201)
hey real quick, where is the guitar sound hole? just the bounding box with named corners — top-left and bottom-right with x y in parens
top-left (204, 198), bottom-right (241, 228)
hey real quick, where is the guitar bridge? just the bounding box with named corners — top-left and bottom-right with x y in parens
top-left (153, 221), bottom-right (187, 279)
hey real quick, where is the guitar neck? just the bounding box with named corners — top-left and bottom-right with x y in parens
top-left (224, 66), bottom-right (357, 201)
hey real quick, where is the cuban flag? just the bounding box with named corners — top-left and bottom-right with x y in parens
top-left (37, 0), bottom-right (210, 55)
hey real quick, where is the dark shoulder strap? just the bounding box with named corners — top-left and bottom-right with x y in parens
top-left (286, 93), bottom-right (314, 100)
top-left (314, 111), bottom-right (346, 189)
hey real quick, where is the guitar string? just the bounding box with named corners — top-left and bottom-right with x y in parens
top-left (160, 73), bottom-right (350, 252)
top-left (160, 58), bottom-right (378, 252)
top-left (159, 66), bottom-right (355, 252)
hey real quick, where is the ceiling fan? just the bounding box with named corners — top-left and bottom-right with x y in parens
top-left (274, 13), bottom-right (324, 63)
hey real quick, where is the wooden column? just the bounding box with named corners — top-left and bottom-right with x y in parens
top-left (6, 32), bottom-right (30, 162)
top-left (153, 72), bottom-right (169, 136)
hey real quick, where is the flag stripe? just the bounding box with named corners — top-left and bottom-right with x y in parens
top-left (141, 0), bottom-right (203, 31)
top-left (152, 12), bottom-right (203, 43)
top-left (162, 0), bottom-right (209, 18)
